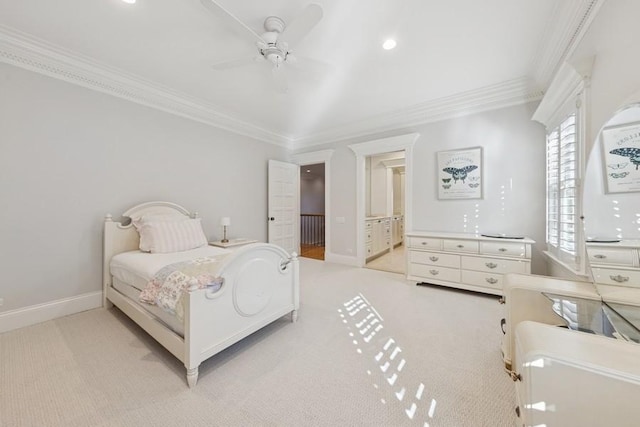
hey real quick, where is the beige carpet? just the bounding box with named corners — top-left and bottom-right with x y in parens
top-left (0, 259), bottom-right (516, 426)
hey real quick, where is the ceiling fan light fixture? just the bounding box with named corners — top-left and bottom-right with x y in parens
top-left (382, 39), bottom-right (397, 50)
top-left (263, 46), bottom-right (286, 65)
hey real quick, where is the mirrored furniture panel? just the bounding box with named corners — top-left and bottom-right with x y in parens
top-left (583, 103), bottom-right (640, 296)
top-left (587, 240), bottom-right (640, 288)
top-left (543, 292), bottom-right (640, 342)
top-left (501, 273), bottom-right (598, 371)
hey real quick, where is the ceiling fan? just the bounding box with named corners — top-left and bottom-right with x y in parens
top-left (200, 0), bottom-right (325, 92)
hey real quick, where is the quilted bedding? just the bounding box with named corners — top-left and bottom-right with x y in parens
top-left (139, 254), bottom-right (229, 318)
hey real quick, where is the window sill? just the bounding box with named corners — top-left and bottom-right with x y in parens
top-left (543, 251), bottom-right (590, 281)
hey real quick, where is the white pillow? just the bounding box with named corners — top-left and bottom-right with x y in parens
top-left (140, 218), bottom-right (208, 254)
top-left (133, 214), bottom-right (187, 252)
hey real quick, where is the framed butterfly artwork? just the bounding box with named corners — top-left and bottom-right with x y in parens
top-left (436, 147), bottom-right (483, 199)
top-left (601, 121), bottom-right (640, 193)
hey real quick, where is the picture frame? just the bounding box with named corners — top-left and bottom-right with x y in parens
top-left (601, 121), bottom-right (640, 194)
top-left (437, 147), bottom-right (483, 200)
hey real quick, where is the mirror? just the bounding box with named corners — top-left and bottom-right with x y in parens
top-left (583, 103), bottom-right (640, 303)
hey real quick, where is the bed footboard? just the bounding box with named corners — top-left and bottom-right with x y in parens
top-left (182, 243), bottom-right (299, 387)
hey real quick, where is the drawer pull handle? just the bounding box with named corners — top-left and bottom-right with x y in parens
top-left (429, 256), bottom-right (439, 262)
top-left (456, 244), bottom-right (464, 248)
top-left (498, 248), bottom-right (508, 252)
top-left (486, 277), bottom-right (498, 284)
top-left (594, 254), bottom-right (607, 259)
top-left (500, 318), bottom-right (506, 334)
top-left (610, 275), bottom-right (630, 283)
top-left (429, 269), bottom-right (439, 276)
top-left (485, 262), bottom-right (498, 269)
top-left (421, 242), bottom-right (428, 245)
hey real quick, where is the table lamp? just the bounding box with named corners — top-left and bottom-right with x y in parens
top-left (220, 217), bottom-right (231, 243)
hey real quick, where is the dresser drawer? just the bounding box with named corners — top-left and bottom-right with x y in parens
top-left (365, 221), bottom-right (373, 230)
top-left (587, 247), bottom-right (636, 267)
top-left (591, 268), bottom-right (640, 288)
top-left (461, 270), bottom-right (503, 290)
top-left (366, 230), bottom-right (373, 243)
top-left (409, 263), bottom-right (460, 282)
top-left (410, 251), bottom-right (460, 268)
top-left (480, 241), bottom-right (528, 258)
top-left (461, 256), bottom-right (529, 274)
top-left (409, 237), bottom-right (442, 250)
top-left (443, 239), bottom-right (479, 253)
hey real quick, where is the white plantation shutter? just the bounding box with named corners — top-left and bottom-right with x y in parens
top-left (546, 113), bottom-right (579, 266)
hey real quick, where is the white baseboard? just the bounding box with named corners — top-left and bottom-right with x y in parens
top-left (0, 291), bottom-right (102, 334)
top-left (325, 252), bottom-right (359, 266)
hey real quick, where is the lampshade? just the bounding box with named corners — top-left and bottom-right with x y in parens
top-left (220, 217), bottom-right (231, 226)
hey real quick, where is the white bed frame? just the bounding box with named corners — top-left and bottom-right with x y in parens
top-left (103, 201), bottom-right (299, 387)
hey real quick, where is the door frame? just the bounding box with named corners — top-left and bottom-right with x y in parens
top-left (349, 133), bottom-right (419, 267)
top-left (291, 149), bottom-right (334, 259)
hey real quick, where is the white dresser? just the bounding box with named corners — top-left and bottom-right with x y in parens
top-left (406, 231), bottom-right (534, 295)
top-left (365, 217), bottom-right (391, 261)
top-left (514, 321), bottom-right (640, 427)
top-left (586, 240), bottom-right (640, 289)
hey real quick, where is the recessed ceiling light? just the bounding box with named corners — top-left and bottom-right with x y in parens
top-left (306, 169), bottom-right (311, 172)
top-left (382, 39), bottom-right (397, 50)
top-left (122, 0), bottom-right (136, 4)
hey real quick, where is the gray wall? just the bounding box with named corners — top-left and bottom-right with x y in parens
top-left (300, 175), bottom-right (325, 214)
top-left (0, 63), bottom-right (287, 312)
top-left (299, 102), bottom-right (548, 274)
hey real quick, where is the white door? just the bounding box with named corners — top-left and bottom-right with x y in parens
top-left (268, 160), bottom-right (299, 254)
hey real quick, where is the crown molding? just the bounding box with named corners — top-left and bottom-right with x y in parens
top-left (293, 78), bottom-right (543, 149)
top-left (531, 0), bottom-right (604, 88)
top-left (0, 26), bottom-right (292, 148)
top-left (532, 58), bottom-right (593, 128)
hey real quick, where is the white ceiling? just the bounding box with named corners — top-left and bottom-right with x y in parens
top-left (0, 0), bottom-right (592, 147)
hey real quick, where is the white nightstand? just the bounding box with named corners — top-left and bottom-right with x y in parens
top-left (209, 238), bottom-right (258, 248)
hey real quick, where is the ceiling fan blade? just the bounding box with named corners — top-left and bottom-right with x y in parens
top-left (211, 55), bottom-right (263, 70)
top-left (281, 4), bottom-right (323, 46)
top-left (200, 0), bottom-right (265, 44)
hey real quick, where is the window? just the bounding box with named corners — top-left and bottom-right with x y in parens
top-left (546, 112), bottom-right (581, 269)
top-left (533, 62), bottom-right (590, 276)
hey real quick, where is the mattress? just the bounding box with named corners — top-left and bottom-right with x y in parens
top-left (109, 245), bottom-right (231, 336)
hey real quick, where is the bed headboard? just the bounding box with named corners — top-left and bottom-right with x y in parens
top-left (102, 201), bottom-right (197, 306)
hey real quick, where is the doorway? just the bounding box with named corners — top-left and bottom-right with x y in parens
top-left (299, 163), bottom-right (325, 260)
top-left (348, 133), bottom-right (418, 270)
top-left (364, 152), bottom-right (406, 273)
